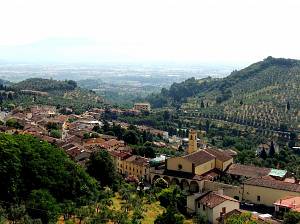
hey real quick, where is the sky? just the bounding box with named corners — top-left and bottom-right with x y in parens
top-left (0, 0), bottom-right (300, 64)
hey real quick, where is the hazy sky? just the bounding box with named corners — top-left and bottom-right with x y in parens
top-left (0, 0), bottom-right (300, 64)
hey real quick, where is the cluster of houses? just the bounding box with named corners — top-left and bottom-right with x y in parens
top-left (1, 105), bottom-right (300, 223)
top-left (150, 130), bottom-right (300, 223)
top-left (0, 105), bottom-right (161, 181)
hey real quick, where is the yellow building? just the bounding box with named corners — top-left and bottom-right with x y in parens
top-left (187, 191), bottom-right (239, 224)
top-left (108, 150), bottom-right (131, 173)
top-left (110, 150), bottom-right (150, 181)
top-left (123, 155), bottom-right (150, 181)
top-left (150, 147), bottom-right (233, 193)
top-left (166, 148), bottom-right (233, 176)
top-left (242, 176), bottom-right (300, 206)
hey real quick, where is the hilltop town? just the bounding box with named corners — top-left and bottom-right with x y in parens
top-left (1, 100), bottom-right (299, 223)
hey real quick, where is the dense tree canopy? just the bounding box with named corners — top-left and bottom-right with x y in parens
top-left (11, 78), bottom-right (77, 92)
top-left (86, 150), bottom-right (119, 188)
top-left (0, 133), bottom-right (100, 222)
top-left (283, 211), bottom-right (300, 224)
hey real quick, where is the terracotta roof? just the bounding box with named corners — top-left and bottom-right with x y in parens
top-left (227, 164), bottom-right (271, 178)
top-left (244, 176), bottom-right (300, 193)
top-left (201, 169), bottom-right (222, 180)
top-left (196, 191), bottom-right (238, 208)
top-left (126, 155), bottom-right (149, 166)
top-left (100, 139), bottom-right (124, 149)
top-left (109, 150), bottom-right (132, 160)
top-left (274, 196), bottom-right (300, 212)
top-left (55, 115), bottom-right (69, 122)
top-left (99, 134), bottom-right (118, 140)
top-left (184, 150), bottom-right (215, 166)
top-left (84, 137), bottom-right (106, 145)
top-left (183, 147), bottom-right (232, 166)
top-left (224, 149), bottom-right (238, 157)
top-left (205, 148), bottom-right (233, 162)
top-left (62, 143), bottom-right (76, 150)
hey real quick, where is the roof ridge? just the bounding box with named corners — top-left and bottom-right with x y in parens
top-left (203, 149), bottom-right (217, 158)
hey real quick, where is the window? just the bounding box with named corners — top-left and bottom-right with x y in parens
top-left (222, 207), bottom-right (226, 213)
top-left (234, 196), bottom-right (239, 200)
top-left (198, 202), bottom-right (200, 208)
top-left (133, 168), bottom-right (134, 171)
top-left (178, 164), bottom-right (183, 170)
top-left (202, 205), bottom-right (205, 211)
top-left (257, 196), bottom-right (261, 202)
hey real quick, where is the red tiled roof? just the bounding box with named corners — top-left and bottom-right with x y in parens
top-left (244, 176), bottom-right (300, 193)
top-left (227, 164), bottom-right (271, 178)
top-left (201, 169), bottom-right (222, 180)
top-left (274, 196), bottom-right (300, 212)
top-left (100, 139), bottom-right (123, 149)
top-left (84, 138), bottom-right (106, 145)
top-left (126, 155), bottom-right (149, 166)
top-left (196, 191), bottom-right (238, 208)
top-left (205, 148), bottom-right (233, 162)
top-left (184, 150), bottom-right (215, 166)
top-left (109, 150), bottom-right (132, 160)
top-left (183, 148), bottom-right (232, 167)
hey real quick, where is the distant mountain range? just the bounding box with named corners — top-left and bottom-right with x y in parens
top-left (0, 79), bottom-right (12, 86)
top-left (147, 57), bottom-right (300, 131)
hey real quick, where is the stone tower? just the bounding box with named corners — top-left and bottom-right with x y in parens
top-left (188, 129), bottom-right (197, 154)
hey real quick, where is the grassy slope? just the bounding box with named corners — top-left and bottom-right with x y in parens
top-left (110, 193), bottom-right (192, 224)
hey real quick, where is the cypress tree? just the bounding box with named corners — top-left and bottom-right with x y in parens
top-left (260, 149), bottom-right (267, 160)
top-left (269, 141), bottom-right (275, 157)
top-left (287, 101), bottom-right (291, 110)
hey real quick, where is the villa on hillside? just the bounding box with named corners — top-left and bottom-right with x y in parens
top-left (187, 191), bottom-right (239, 224)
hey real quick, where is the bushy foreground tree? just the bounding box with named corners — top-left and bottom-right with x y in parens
top-left (0, 133), bottom-right (100, 223)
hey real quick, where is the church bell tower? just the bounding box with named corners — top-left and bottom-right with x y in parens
top-left (188, 129), bottom-right (198, 154)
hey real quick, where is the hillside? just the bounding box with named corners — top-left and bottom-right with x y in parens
top-left (0, 79), bottom-right (12, 87)
top-left (11, 78), bottom-right (77, 92)
top-left (0, 78), bottom-right (104, 114)
top-left (147, 57), bottom-right (300, 131)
